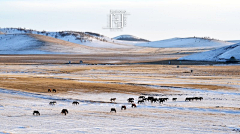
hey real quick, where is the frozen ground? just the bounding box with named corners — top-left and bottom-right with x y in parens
top-left (0, 85), bottom-right (240, 134)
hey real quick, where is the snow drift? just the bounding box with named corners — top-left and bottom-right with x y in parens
top-left (179, 43), bottom-right (240, 62)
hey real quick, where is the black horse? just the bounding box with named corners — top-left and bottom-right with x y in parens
top-left (127, 98), bottom-right (134, 103)
top-left (49, 101), bottom-right (57, 105)
top-left (147, 97), bottom-right (154, 101)
top-left (138, 96), bottom-right (145, 99)
top-left (151, 98), bottom-right (158, 103)
top-left (61, 109), bottom-right (68, 115)
top-left (110, 108), bottom-right (116, 113)
top-left (52, 89), bottom-right (56, 92)
top-left (48, 89), bottom-right (51, 92)
top-left (159, 98), bottom-right (165, 104)
top-left (195, 97), bottom-right (203, 101)
top-left (33, 111), bottom-right (40, 116)
top-left (138, 100), bottom-right (145, 104)
top-left (121, 105), bottom-right (126, 110)
top-left (110, 98), bottom-right (116, 102)
top-left (185, 97), bottom-right (194, 101)
top-left (72, 101), bottom-right (79, 105)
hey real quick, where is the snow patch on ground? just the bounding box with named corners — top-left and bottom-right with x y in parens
top-left (179, 43), bottom-right (240, 61)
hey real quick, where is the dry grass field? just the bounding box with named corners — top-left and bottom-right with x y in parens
top-left (0, 55), bottom-right (239, 94)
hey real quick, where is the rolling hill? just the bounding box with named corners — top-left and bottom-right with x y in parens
top-left (179, 43), bottom-right (240, 62)
top-left (0, 34), bottom-right (105, 54)
top-left (0, 28), bottom-right (153, 55)
top-left (135, 37), bottom-right (233, 48)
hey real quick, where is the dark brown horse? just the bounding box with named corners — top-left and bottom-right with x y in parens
top-left (121, 105), bottom-right (126, 110)
top-left (131, 103), bottom-right (137, 108)
top-left (110, 108), bottom-right (116, 113)
top-left (61, 109), bottom-right (68, 115)
top-left (48, 89), bottom-right (51, 92)
top-left (33, 111), bottom-right (40, 116)
top-left (110, 98), bottom-right (116, 102)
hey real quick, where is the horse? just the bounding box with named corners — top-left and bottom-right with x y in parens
top-left (121, 105), bottom-right (126, 110)
top-left (110, 98), bottom-right (116, 102)
top-left (138, 96), bottom-right (145, 99)
top-left (172, 98), bottom-right (177, 101)
top-left (159, 98), bottom-right (165, 104)
top-left (138, 100), bottom-right (144, 104)
top-left (61, 109), bottom-right (68, 115)
top-left (193, 97), bottom-right (203, 101)
top-left (127, 98), bottom-right (134, 103)
top-left (185, 97), bottom-right (193, 101)
top-left (110, 108), bottom-right (116, 113)
top-left (131, 103), bottom-right (137, 108)
top-left (33, 111), bottom-right (40, 116)
top-left (49, 101), bottom-right (57, 105)
top-left (48, 89), bottom-right (51, 92)
top-left (52, 89), bottom-right (56, 92)
top-left (147, 97), bottom-right (154, 101)
top-left (72, 101), bottom-right (79, 105)
top-left (151, 98), bottom-right (158, 103)
top-left (162, 98), bottom-right (169, 101)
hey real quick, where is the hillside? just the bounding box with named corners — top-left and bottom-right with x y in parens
top-left (179, 43), bottom-right (240, 62)
top-left (0, 28), bottom-right (159, 55)
top-left (0, 34), bottom-right (106, 54)
top-left (136, 37), bottom-right (233, 48)
top-left (113, 35), bottom-right (149, 42)
top-left (0, 28), bottom-right (136, 49)
top-left (227, 40), bottom-right (240, 43)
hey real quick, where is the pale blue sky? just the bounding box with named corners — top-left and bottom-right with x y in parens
top-left (0, 0), bottom-right (240, 41)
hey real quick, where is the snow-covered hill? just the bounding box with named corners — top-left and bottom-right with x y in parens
top-left (227, 40), bottom-right (240, 43)
top-left (0, 28), bottom-right (157, 55)
top-left (0, 34), bottom-right (104, 54)
top-left (0, 28), bottom-right (136, 49)
top-left (136, 37), bottom-right (233, 48)
top-left (179, 43), bottom-right (240, 62)
top-left (113, 35), bottom-right (149, 42)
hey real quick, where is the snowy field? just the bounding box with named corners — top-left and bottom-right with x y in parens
top-left (0, 87), bottom-right (240, 134)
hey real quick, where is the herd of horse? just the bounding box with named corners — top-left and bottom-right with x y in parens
top-left (109, 95), bottom-right (203, 113)
top-left (33, 101), bottom-right (76, 116)
top-left (33, 89), bottom-right (203, 115)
